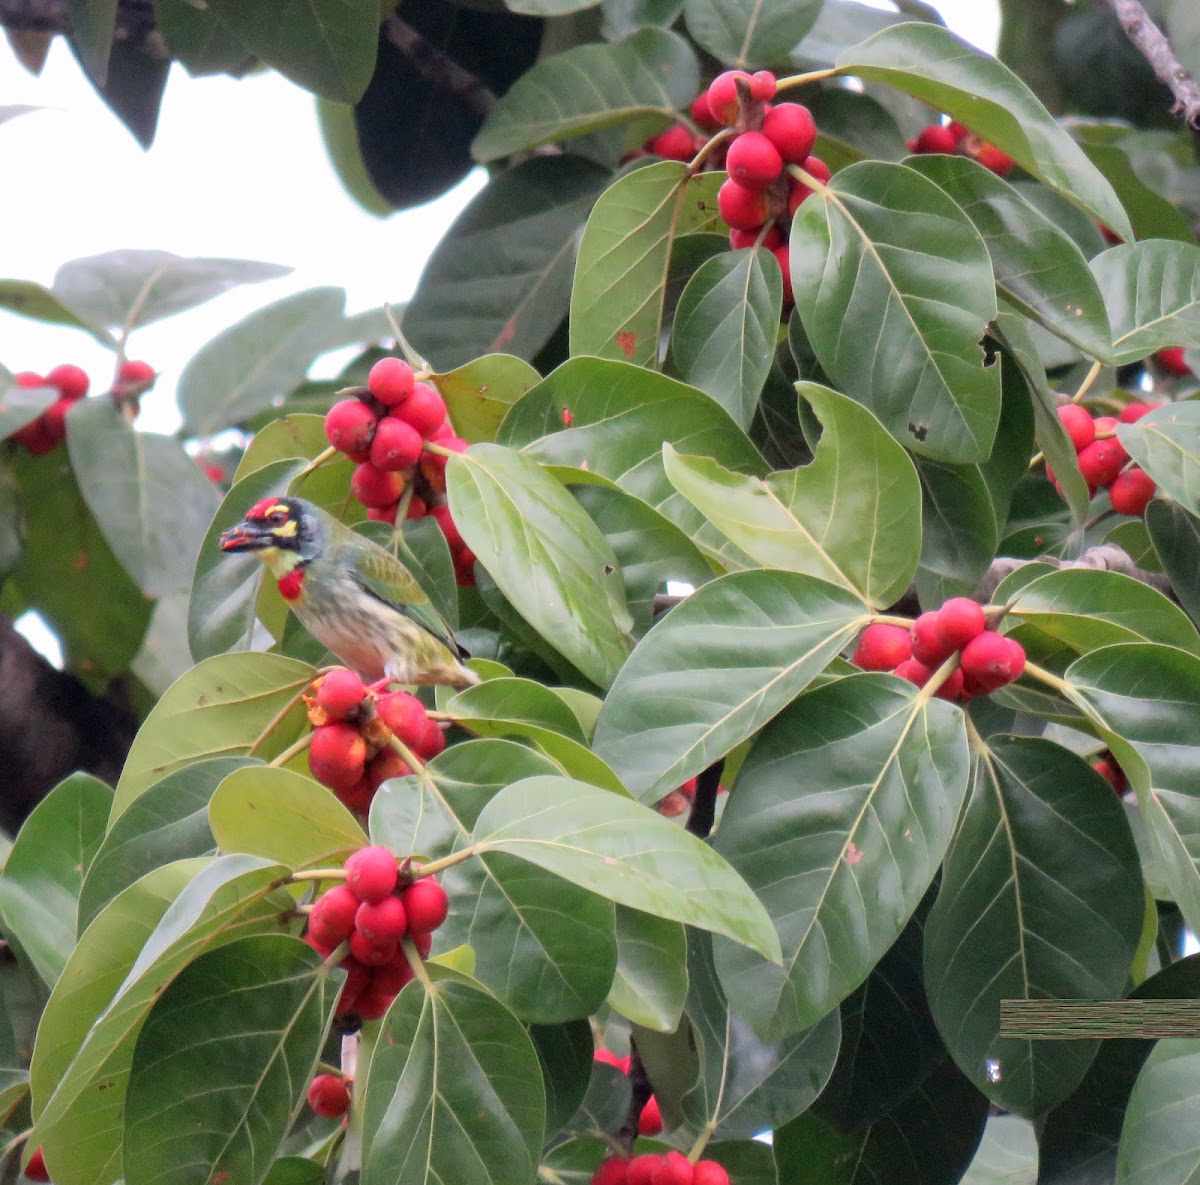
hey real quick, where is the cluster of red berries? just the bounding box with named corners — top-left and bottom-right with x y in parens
top-left (1052, 402), bottom-right (1157, 515)
top-left (323, 356), bottom-right (476, 585)
top-left (594, 1048), bottom-right (662, 1135)
top-left (1092, 753), bottom-right (1128, 795)
top-left (592, 1151), bottom-right (729, 1185)
top-left (4, 359), bottom-right (156, 456)
top-left (852, 597), bottom-right (1026, 700)
top-left (304, 667), bottom-right (445, 814)
top-left (308, 1071), bottom-right (352, 1119)
top-left (907, 119), bottom-right (1014, 176)
top-left (304, 845), bottom-right (449, 1021)
top-left (22, 1147), bottom-right (49, 1182)
top-left (1155, 347), bottom-right (1193, 379)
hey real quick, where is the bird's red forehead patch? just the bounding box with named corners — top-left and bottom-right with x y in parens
top-left (246, 497), bottom-right (282, 521)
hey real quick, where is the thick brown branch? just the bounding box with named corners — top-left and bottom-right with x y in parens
top-left (382, 14), bottom-right (496, 120)
top-left (1105, 0), bottom-right (1200, 128)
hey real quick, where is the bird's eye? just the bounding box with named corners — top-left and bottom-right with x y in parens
top-left (268, 511), bottom-right (288, 527)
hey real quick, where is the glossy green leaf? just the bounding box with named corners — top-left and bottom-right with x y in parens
top-left (68, 0), bottom-right (116, 82)
top-left (593, 569), bottom-right (867, 801)
top-left (156, 0), bottom-right (251, 77)
top-left (405, 157), bottom-right (608, 370)
top-left (0, 379), bottom-right (53, 439)
top-left (670, 247), bottom-right (783, 428)
top-left (0, 278), bottom-right (112, 343)
top-left (601, 0), bottom-right (685, 39)
top-left (960, 1115), bottom-right (1039, 1185)
top-left (474, 775), bottom-right (782, 961)
top-left (113, 652), bottom-right (314, 814)
top-left (361, 970), bottom-right (545, 1185)
top-left (124, 935), bottom-right (339, 1185)
top-left (571, 162), bottom-right (723, 367)
top-left (835, 21), bottom-right (1132, 240)
top-left (67, 397), bottom-right (220, 598)
top-left (607, 906), bottom-right (688, 1032)
top-left (178, 287), bottom-right (346, 434)
top-left (79, 757), bottom-right (254, 932)
top-left (432, 354), bottom-right (542, 444)
top-left (209, 766), bottom-right (366, 868)
top-left (925, 737), bottom-right (1143, 1116)
top-left (712, 673), bottom-right (969, 1036)
top-left (1116, 1039), bottom-right (1200, 1185)
top-left (664, 383), bottom-right (921, 606)
top-left (684, 0), bottom-right (823, 67)
top-left (907, 154), bottom-right (1111, 358)
top-left (234, 412), bottom-right (330, 480)
top-left (1082, 142), bottom-right (1196, 246)
top-left (263, 1160), bottom-right (326, 1185)
top-left (1147, 500), bottom-right (1200, 628)
top-left (447, 443), bottom-right (633, 688)
top-left (1119, 400), bottom-right (1200, 511)
top-left (51, 249), bottom-right (288, 332)
top-left (0, 773), bottom-right (111, 987)
top-left (530, 1019), bottom-right (593, 1137)
top-left (472, 28), bottom-right (698, 161)
top-left (1093, 241), bottom-right (1200, 364)
top-left (791, 160), bottom-right (1001, 463)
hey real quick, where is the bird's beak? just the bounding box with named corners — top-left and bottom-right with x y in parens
top-left (218, 520), bottom-right (276, 552)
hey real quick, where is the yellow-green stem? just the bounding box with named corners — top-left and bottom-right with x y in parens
top-left (400, 935), bottom-right (436, 989)
top-left (291, 868), bottom-right (349, 884)
top-left (387, 733), bottom-right (426, 776)
top-left (870, 613), bottom-right (915, 629)
top-left (915, 652), bottom-right (961, 706)
top-left (268, 730), bottom-right (313, 769)
top-left (323, 939), bottom-right (351, 970)
top-left (247, 685), bottom-right (310, 755)
top-left (294, 446), bottom-right (339, 483)
top-left (1070, 359), bottom-right (1104, 404)
top-left (775, 66), bottom-right (841, 91)
top-left (1023, 659), bottom-right (1074, 696)
top-left (412, 846), bottom-right (477, 879)
top-left (688, 127), bottom-right (733, 172)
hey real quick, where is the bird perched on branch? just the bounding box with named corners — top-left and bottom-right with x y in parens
top-left (218, 496), bottom-right (479, 690)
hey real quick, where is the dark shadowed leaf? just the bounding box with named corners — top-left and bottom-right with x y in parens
top-left (1147, 500), bottom-right (1200, 628)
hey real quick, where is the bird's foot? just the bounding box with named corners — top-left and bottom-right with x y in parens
top-left (366, 677), bottom-right (395, 695)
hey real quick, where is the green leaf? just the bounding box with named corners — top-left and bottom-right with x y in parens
top-left (601, 0), bottom-right (685, 39)
top-left (200, 0), bottom-right (379, 102)
top-left (1082, 142), bottom-right (1196, 245)
top-left (791, 160), bottom-right (1001, 463)
top-left (78, 757), bottom-right (253, 933)
top-left (835, 22), bottom-right (1133, 240)
top-left (178, 287), bottom-right (347, 434)
top-left (1119, 400), bottom-right (1200, 510)
top-left (925, 737), bottom-right (1143, 1116)
top-left (906, 154), bottom-right (1111, 359)
top-left (0, 279), bottom-right (113, 344)
top-left (0, 773), bottom-right (111, 987)
top-left (472, 28), bottom-right (698, 161)
top-left (68, 0), bottom-right (116, 82)
top-left (124, 935), bottom-right (339, 1185)
top-left (959, 1115), bottom-right (1038, 1185)
top-left (0, 380), bottom-right (53, 442)
top-left (664, 383), bottom-right (921, 606)
top-left (263, 1160), bottom-right (326, 1185)
top-left (208, 766), bottom-right (366, 868)
top-left (67, 397), bottom-right (220, 598)
top-left (607, 906), bottom-right (688, 1032)
top-left (712, 673), bottom-right (969, 1036)
top-left (592, 569), bottom-right (868, 801)
top-left (474, 775), bottom-right (782, 961)
top-left (447, 443), bottom-right (633, 688)
top-left (1116, 1039), bottom-right (1200, 1185)
top-left (684, 0), bottom-right (822, 67)
top-left (156, 0), bottom-right (251, 77)
top-left (670, 247), bottom-right (783, 428)
top-left (31, 857), bottom-right (292, 1185)
top-left (530, 1019), bottom-right (593, 1137)
top-left (571, 162), bottom-right (723, 367)
top-left (361, 970), bottom-right (545, 1185)
top-left (1147, 500), bottom-right (1200, 628)
top-left (433, 354), bottom-right (542, 445)
top-left (51, 249), bottom-right (289, 332)
top-left (404, 157), bottom-right (608, 370)
top-left (1092, 241), bottom-right (1200, 364)
top-left (113, 653), bottom-right (314, 815)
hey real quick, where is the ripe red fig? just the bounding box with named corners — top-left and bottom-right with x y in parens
top-left (345, 845), bottom-right (399, 903)
top-left (934, 597), bottom-right (986, 650)
top-left (368, 357), bottom-right (415, 406)
top-left (851, 623), bottom-right (912, 671)
top-left (960, 633), bottom-right (1026, 696)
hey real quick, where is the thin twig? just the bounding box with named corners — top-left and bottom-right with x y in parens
top-left (1106, 0), bottom-right (1200, 128)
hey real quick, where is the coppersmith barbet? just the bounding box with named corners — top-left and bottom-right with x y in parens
top-left (218, 496), bottom-right (480, 689)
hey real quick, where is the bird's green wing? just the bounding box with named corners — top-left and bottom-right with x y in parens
top-left (342, 537), bottom-right (465, 657)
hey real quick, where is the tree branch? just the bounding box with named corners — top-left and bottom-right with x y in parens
top-left (1105, 0), bottom-right (1200, 128)
top-left (382, 15), bottom-right (496, 120)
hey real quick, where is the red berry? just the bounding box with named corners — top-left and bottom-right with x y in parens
top-left (638, 1094), bottom-right (663, 1136)
top-left (1076, 439), bottom-right (1126, 492)
top-left (727, 131), bottom-right (783, 189)
top-left (593, 1158), bottom-right (631, 1185)
top-left (376, 690), bottom-right (428, 747)
top-left (368, 357), bottom-right (415, 406)
top-left (308, 723), bottom-right (368, 792)
top-left (594, 1047), bottom-right (625, 1068)
top-left (975, 141), bottom-right (1014, 176)
top-left (935, 666), bottom-right (965, 701)
top-left (354, 979), bottom-right (398, 1020)
top-left (345, 845), bottom-right (399, 903)
top-left (23, 1147), bottom-right (50, 1182)
top-left (370, 417), bottom-right (424, 472)
top-left (749, 69), bottom-right (777, 101)
top-left (773, 243), bottom-right (793, 304)
top-left (406, 494), bottom-right (429, 519)
top-left (42, 398), bottom-right (71, 444)
top-left (894, 657), bottom-right (933, 686)
top-left (649, 124), bottom-right (695, 162)
top-left (679, 776), bottom-right (698, 798)
top-left (1093, 757), bottom-right (1127, 794)
top-left (336, 776), bottom-right (376, 814)
top-left (788, 156), bottom-right (831, 214)
top-left (717, 178), bottom-right (770, 230)
top-left (960, 633), bottom-right (1026, 696)
top-left (762, 102), bottom-right (818, 163)
top-left (627, 1155), bottom-right (661, 1185)
top-left (13, 371), bottom-right (44, 389)
top-left (431, 504), bottom-right (465, 551)
top-left (350, 929), bottom-right (398, 966)
top-left (1119, 401), bottom-right (1152, 423)
top-left (706, 70), bottom-right (751, 125)
top-left (351, 462), bottom-right (404, 509)
top-left (913, 124), bottom-right (959, 155)
top-left (454, 550), bottom-right (478, 588)
top-left (336, 959), bottom-right (371, 1014)
top-left (651, 1151), bottom-right (692, 1185)
top-left (851, 623), bottom-right (912, 671)
top-left (416, 716), bottom-right (447, 760)
top-left (1109, 467), bottom-right (1156, 516)
top-left (1156, 347), bottom-right (1191, 377)
top-left (309, 883), bottom-right (361, 947)
top-left (118, 358), bottom-right (156, 384)
top-left (910, 611), bottom-right (956, 667)
top-left (10, 416), bottom-right (54, 454)
top-left (46, 362), bottom-right (89, 401)
top-left (403, 877), bottom-right (449, 933)
top-left (308, 1073), bottom-right (351, 1118)
top-left (394, 382), bottom-right (447, 438)
top-left (356, 895), bottom-right (407, 942)
top-left (365, 748), bottom-right (412, 791)
top-left (315, 667), bottom-right (367, 721)
top-left (692, 1163), bottom-right (730, 1185)
top-left (367, 503), bottom-right (399, 525)
top-left (1056, 404), bottom-right (1095, 452)
top-left (412, 929), bottom-right (434, 959)
top-left (373, 954), bottom-right (416, 995)
top-left (690, 93), bottom-right (722, 133)
top-left (324, 399), bottom-right (378, 454)
top-left (935, 597), bottom-right (986, 651)
top-left (728, 225), bottom-right (781, 251)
